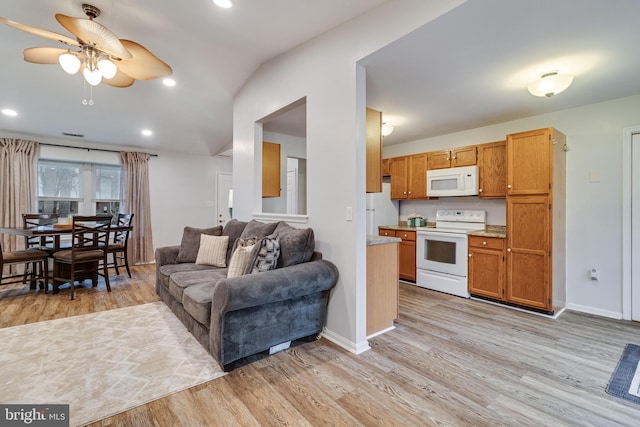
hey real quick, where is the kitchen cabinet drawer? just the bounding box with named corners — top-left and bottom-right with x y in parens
top-left (396, 230), bottom-right (416, 241)
top-left (469, 236), bottom-right (505, 250)
top-left (379, 228), bottom-right (396, 237)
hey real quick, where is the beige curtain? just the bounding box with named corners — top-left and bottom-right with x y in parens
top-left (120, 151), bottom-right (154, 264)
top-left (1, 138), bottom-right (39, 254)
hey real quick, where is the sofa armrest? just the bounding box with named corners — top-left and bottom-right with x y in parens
top-left (155, 245), bottom-right (180, 267)
top-left (212, 259), bottom-right (338, 314)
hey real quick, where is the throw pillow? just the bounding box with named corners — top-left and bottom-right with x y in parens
top-left (247, 235), bottom-right (280, 274)
top-left (176, 226), bottom-right (222, 263)
top-left (227, 244), bottom-right (256, 278)
top-left (222, 219), bottom-right (249, 264)
top-left (240, 220), bottom-right (279, 239)
top-left (195, 234), bottom-right (229, 267)
top-left (273, 222), bottom-right (315, 268)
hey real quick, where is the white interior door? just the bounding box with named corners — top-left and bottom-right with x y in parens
top-left (632, 133), bottom-right (640, 320)
top-left (216, 173), bottom-right (233, 226)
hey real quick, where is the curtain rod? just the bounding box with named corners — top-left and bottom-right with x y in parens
top-left (40, 142), bottom-right (158, 157)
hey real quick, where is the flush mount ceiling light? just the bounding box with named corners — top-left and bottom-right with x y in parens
top-left (214, 0), bottom-right (233, 8)
top-left (381, 122), bottom-right (394, 137)
top-left (2, 108), bottom-right (18, 117)
top-left (527, 71), bottom-right (574, 97)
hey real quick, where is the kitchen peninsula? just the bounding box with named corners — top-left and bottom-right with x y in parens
top-left (366, 235), bottom-right (400, 337)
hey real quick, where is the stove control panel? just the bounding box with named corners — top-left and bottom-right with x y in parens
top-left (435, 209), bottom-right (486, 224)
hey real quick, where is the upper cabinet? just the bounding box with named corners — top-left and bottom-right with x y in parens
top-left (366, 107), bottom-right (383, 193)
top-left (390, 153), bottom-right (429, 199)
top-left (477, 140), bottom-right (506, 198)
top-left (506, 129), bottom-right (552, 195)
top-left (262, 141), bottom-right (281, 198)
top-left (428, 146), bottom-right (477, 170)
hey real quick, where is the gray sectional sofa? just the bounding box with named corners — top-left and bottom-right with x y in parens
top-left (155, 219), bottom-right (339, 371)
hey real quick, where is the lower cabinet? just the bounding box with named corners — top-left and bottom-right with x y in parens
top-left (367, 241), bottom-right (399, 336)
top-left (379, 228), bottom-right (416, 282)
top-left (468, 236), bottom-right (505, 300)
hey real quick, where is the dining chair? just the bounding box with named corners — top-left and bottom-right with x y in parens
top-left (22, 213), bottom-right (59, 253)
top-left (51, 215), bottom-right (112, 300)
top-left (0, 243), bottom-right (50, 291)
top-left (106, 213), bottom-right (134, 278)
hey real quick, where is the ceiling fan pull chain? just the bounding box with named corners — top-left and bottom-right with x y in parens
top-left (81, 79), bottom-right (94, 106)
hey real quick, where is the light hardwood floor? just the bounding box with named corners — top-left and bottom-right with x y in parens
top-left (1, 265), bottom-right (640, 426)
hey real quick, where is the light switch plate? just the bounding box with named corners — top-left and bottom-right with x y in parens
top-left (346, 206), bottom-right (353, 221)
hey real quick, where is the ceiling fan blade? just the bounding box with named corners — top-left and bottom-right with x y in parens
top-left (0, 16), bottom-right (80, 47)
top-left (23, 47), bottom-right (69, 64)
top-left (102, 69), bottom-right (135, 88)
top-left (116, 40), bottom-right (172, 80)
top-left (55, 14), bottom-right (132, 60)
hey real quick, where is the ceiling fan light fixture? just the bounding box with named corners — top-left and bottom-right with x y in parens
top-left (527, 71), bottom-right (574, 97)
top-left (97, 58), bottom-right (117, 79)
top-left (381, 122), bottom-right (395, 137)
top-left (59, 52), bottom-right (81, 74)
top-left (83, 66), bottom-right (102, 86)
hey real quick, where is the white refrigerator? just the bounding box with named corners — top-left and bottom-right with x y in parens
top-left (366, 182), bottom-right (399, 235)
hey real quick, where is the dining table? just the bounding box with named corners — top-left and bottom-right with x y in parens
top-left (0, 223), bottom-right (133, 293)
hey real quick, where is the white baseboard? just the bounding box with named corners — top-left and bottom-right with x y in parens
top-left (565, 303), bottom-right (623, 320)
top-left (322, 327), bottom-right (370, 354)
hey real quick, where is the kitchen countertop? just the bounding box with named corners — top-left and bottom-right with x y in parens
top-left (367, 235), bottom-right (401, 246)
top-left (378, 223), bottom-right (506, 238)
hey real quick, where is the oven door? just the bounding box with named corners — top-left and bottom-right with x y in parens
top-left (416, 230), bottom-right (468, 277)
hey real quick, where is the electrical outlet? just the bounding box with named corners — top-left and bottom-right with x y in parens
top-left (590, 268), bottom-right (599, 280)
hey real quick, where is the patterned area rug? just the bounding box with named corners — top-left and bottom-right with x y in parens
top-left (606, 343), bottom-right (640, 404)
top-left (0, 302), bottom-right (225, 426)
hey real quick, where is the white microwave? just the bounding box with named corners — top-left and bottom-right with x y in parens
top-left (426, 165), bottom-right (479, 197)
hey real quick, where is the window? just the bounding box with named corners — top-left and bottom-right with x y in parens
top-left (37, 160), bottom-right (122, 220)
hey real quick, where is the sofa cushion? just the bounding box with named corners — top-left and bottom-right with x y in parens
top-left (273, 222), bottom-right (315, 268)
top-left (248, 235), bottom-right (280, 273)
top-left (183, 281), bottom-right (219, 326)
top-left (227, 244), bottom-right (256, 278)
top-left (195, 235), bottom-right (229, 267)
top-left (176, 226), bottom-right (222, 263)
top-left (168, 269), bottom-right (228, 302)
top-left (157, 263), bottom-right (219, 289)
top-left (240, 220), bottom-right (279, 239)
top-left (222, 219), bottom-right (249, 264)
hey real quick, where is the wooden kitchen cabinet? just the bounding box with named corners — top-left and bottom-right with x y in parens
top-left (389, 154), bottom-right (428, 199)
top-left (505, 127), bottom-right (566, 313)
top-left (366, 107), bottom-right (383, 193)
top-left (468, 236), bottom-right (505, 301)
top-left (378, 228), bottom-right (416, 282)
top-left (428, 146), bottom-right (477, 170)
top-left (262, 141), bottom-right (281, 197)
top-left (477, 140), bottom-right (506, 198)
top-left (382, 158), bottom-right (391, 176)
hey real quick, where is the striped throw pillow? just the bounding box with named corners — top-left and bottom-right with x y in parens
top-left (195, 234), bottom-right (229, 267)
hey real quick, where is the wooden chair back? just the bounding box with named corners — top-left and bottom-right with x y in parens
top-left (22, 213), bottom-right (59, 249)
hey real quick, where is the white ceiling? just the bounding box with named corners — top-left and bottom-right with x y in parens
top-left (0, 0), bottom-right (385, 155)
top-left (1, 0), bottom-right (639, 156)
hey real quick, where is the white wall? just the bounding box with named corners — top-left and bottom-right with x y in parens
top-left (233, 0), bottom-right (466, 352)
top-left (28, 138), bottom-right (231, 253)
top-left (384, 93), bottom-right (640, 319)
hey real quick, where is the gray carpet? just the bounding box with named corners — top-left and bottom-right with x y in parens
top-left (606, 343), bottom-right (640, 404)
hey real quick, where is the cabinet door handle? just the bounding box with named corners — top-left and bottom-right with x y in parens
top-left (507, 248), bottom-right (512, 252)
top-left (507, 184), bottom-right (512, 189)
top-left (482, 241), bottom-right (487, 245)
top-left (403, 191), bottom-right (407, 195)
top-left (408, 191), bottom-right (412, 195)
top-left (468, 254), bottom-right (472, 257)
top-left (453, 156), bottom-right (457, 160)
top-left (479, 188), bottom-right (483, 193)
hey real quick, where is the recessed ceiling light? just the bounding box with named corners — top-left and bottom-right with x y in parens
top-left (141, 129), bottom-right (153, 137)
top-left (214, 0), bottom-right (233, 8)
top-left (163, 78), bottom-right (176, 87)
top-left (2, 108), bottom-right (18, 117)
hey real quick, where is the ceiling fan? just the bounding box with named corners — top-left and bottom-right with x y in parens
top-left (0, 3), bottom-right (172, 88)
